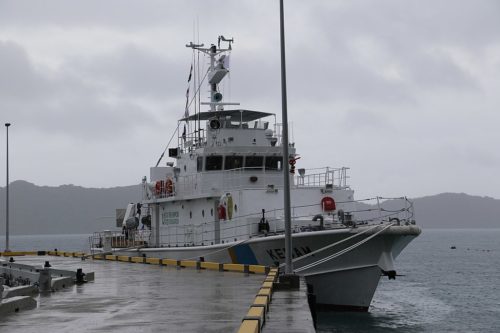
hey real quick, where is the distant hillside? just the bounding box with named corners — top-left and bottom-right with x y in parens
top-left (0, 180), bottom-right (141, 235)
top-left (357, 193), bottom-right (500, 229)
top-left (0, 182), bottom-right (498, 235)
top-left (407, 193), bottom-right (500, 228)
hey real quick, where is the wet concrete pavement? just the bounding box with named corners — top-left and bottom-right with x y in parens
top-left (0, 256), bottom-right (264, 332)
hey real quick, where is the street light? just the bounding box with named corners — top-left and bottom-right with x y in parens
top-left (5, 123), bottom-right (11, 252)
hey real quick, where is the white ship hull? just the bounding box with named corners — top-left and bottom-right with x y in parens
top-left (110, 224), bottom-right (420, 311)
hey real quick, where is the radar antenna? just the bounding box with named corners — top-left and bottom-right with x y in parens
top-left (186, 36), bottom-right (239, 112)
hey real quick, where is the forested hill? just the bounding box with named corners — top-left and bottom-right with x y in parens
top-left (0, 181), bottom-right (498, 235)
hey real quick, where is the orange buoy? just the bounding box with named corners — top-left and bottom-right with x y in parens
top-left (166, 177), bottom-right (174, 194)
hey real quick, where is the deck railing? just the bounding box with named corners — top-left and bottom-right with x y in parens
top-left (148, 166), bottom-right (350, 200)
top-left (92, 197), bottom-right (415, 250)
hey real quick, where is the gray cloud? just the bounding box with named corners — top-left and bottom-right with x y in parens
top-left (0, 0), bottom-right (499, 199)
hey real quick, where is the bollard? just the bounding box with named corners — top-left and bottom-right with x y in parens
top-left (76, 268), bottom-right (86, 284)
top-left (38, 268), bottom-right (52, 292)
top-left (44, 261), bottom-right (51, 268)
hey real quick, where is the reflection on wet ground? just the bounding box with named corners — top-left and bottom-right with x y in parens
top-left (0, 256), bottom-right (264, 332)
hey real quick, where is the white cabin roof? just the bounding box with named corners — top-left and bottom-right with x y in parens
top-left (180, 109), bottom-right (273, 122)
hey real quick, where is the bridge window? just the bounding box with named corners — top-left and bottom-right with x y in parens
top-left (265, 156), bottom-right (283, 171)
top-left (206, 155), bottom-right (223, 171)
top-left (245, 156), bottom-right (263, 169)
top-left (225, 156), bottom-right (243, 170)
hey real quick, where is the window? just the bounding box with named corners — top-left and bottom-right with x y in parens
top-left (265, 156), bottom-right (283, 171)
top-left (245, 156), bottom-right (263, 170)
top-left (197, 156), bottom-right (203, 172)
top-left (225, 156), bottom-right (243, 170)
top-left (206, 155), bottom-right (223, 171)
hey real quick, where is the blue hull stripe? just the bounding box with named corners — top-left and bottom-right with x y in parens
top-left (233, 244), bottom-right (258, 265)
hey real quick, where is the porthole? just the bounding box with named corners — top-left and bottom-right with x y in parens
top-left (190, 211), bottom-right (192, 219)
top-left (234, 204), bottom-right (238, 212)
top-left (182, 204), bottom-right (184, 209)
top-left (202, 209), bottom-right (205, 217)
top-left (210, 208), bottom-right (214, 216)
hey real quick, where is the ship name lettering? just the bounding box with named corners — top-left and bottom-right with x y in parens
top-left (266, 246), bottom-right (312, 261)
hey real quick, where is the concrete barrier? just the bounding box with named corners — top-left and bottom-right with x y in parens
top-left (200, 261), bottom-right (223, 271)
top-left (130, 256), bottom-right (146, 264)
top-left (2, 285), bottom-right (38, 298)
top-left (237, 319), bottom-right (260, 333)
top-left (51, 276), bottom-right (74, 291)
top-left (161, 259), bottom-right (177, 266)
top-left (241, 305), bottom-right (266, 332)
top-left (223, 263), bottom-right (245, 272)
top-left (0, 296), bottom-right (37, 315)
top-left (145, 258), bottom-right (161, 265)
top-left (179, 260), bottom-right (197, 268)
top-left (257, 288), bottom-right (272, 302)
top-left (236, 269), bottom-right (279, 333)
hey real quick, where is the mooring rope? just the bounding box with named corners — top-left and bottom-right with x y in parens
top-left (278, 223), bottom-right (383, 269)
top-left (294, 223), bottom-right (394, 273)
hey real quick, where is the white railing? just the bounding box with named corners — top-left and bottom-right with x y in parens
top-left (149, 167), bottom-right (351, 200)
top-left (92, 196), bottom-right (415, 251)
top-left (150, 169), bottom-right (285, 199)
top-left (294, 167), bottom-right (349, 188)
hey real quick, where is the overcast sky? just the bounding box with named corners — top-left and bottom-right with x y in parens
top-left (0, 0), bottom-right (499, 200)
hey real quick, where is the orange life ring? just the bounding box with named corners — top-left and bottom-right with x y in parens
top-left (166, 177), bottom-right (173, 194)
top-left (155, 181), bottom-right (161, 195)
top-left (321, 196), bottom-right (336, 211)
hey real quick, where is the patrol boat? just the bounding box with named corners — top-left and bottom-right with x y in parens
top-left (91, 36), bottom-right (421, 311)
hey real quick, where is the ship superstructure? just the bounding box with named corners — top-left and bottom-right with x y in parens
top-left (92, 37), bottom-right (421, 311)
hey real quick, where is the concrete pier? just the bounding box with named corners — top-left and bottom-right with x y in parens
top-left (263, 277), bottom-right (316, 332)
top-left (0, 255), bottom-right (266, 332)
top-left (1, 254), bottom-right (316, 332)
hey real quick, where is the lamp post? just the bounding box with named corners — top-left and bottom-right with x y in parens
top-left (4, 123), bottom-right (11, 252)
top-left (279, 0), bottom-right (292, 275)
top-left (278, 0), bottom-right (298, 288)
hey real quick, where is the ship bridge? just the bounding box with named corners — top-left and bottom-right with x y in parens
top-left (177, 109), bottom-right (280, 152)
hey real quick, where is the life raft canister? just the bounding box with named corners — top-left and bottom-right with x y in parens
top-left (166, 177), bottom-right (174, 194)
top-left (218, 193), bottom-right (233, 220)
top-left (321, 196), bottom-right (336, 211)
top-left (217, 204), bottom-right (226, 220)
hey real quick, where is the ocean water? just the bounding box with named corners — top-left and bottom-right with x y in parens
top-left (1, 229), bottom-right (499, 332)
top-left (0, 233), bottom-right (91, 252)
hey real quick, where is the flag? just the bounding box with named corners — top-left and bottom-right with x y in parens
top-left (184, 87), bottom-right (190, 118)
top-left (187, 64), bottom-right (193, 82)
top-left (184, 63), bottom-right (193, 118)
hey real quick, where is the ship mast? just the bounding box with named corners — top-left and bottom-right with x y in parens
top-left (186, 36), bottom-right (239, 112)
